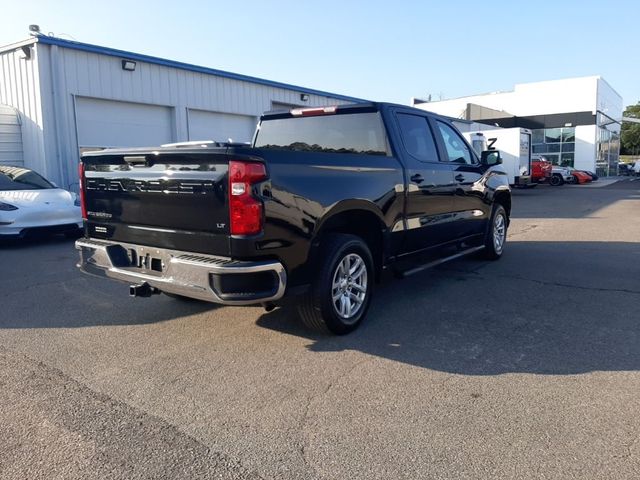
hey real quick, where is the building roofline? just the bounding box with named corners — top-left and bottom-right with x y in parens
top-left (425, 75), bottom-right (622, 104)
top-left (0, 37), bottom-right (38, 54)
top-left (5, 35), bottom-right (368, 104)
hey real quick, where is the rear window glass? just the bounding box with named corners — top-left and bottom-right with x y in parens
top-left (0, 166), bottom-right (54, 191)
top-left (254, 112), bottom-right (389, 156)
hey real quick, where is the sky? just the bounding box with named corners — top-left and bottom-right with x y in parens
top-left (2, 0), bottom-right (639, 107)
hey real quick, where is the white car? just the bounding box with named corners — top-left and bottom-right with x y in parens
top-left (550, 166), bottom-right (574, 186)
top-left (0, 165), bottom-right (82, 239)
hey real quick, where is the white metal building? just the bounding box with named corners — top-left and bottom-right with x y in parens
top-left (0, 35), bottom-right (364, 190)
top-left (412, 77), bottom-right (623, 176)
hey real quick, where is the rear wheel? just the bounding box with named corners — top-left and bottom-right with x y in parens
top-left (571, 175), bottom-right (580, 184)
top-left (550, 174), bottom-right (564, 186)
top-left (298, 234), bottom-right (373, 335)
top-left (482, 205), bottom-right (508, 260)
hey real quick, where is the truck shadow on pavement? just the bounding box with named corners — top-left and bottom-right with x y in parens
top-left (1, 237), bottom-right (220, 328)
top-left (257, 241), bottom-right (640, 376)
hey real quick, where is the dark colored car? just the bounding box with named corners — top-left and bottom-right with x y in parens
top-left (76, 102), bottom-right (511, 334)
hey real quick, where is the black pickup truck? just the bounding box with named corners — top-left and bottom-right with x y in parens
top-left (76, 102), bottom-right (511, 334)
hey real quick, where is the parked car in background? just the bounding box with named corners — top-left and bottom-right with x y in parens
top-left (550, 166), bottom-right (574, 186)
top-left (619, 162), bottom-right (633, 176)
top-left (567, 167), bottom-right (593, 184)
top-left (0, 165), bottom-right (82, 239)
top-left (577, 170), bottom-right (598, 181)
top-left (531, 157), bottom-right (553, 183)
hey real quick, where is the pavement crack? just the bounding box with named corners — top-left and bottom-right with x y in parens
top-left (0, 344), bottom-right (266, 480)
top-left (492, 273), bottom-right (640, 296)
top-left (507, 224), bottom-right (539, 237)
top-left (295, 356), bottom-right (374, 478)
top-left (443, 270), bottom-right (640, 296)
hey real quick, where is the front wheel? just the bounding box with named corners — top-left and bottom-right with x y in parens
top-left (297, 234), bottom-right (374, 335)
top-left (482, 205), bottom-right (508, 260)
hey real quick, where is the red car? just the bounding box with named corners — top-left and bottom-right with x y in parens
top-left (532, 158), bottom-right (553, 183)
top-left (568, 168), bottom-right (592, 184)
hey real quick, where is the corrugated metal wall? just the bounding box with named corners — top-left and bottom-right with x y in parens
top-left (35, 43), bottom-right (353, 190)
top-left (0, 104), bottom-right (23, 165)
top-left (0, 44), bottom-right (46, 174)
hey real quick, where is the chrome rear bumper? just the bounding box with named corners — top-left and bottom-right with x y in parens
top-left (75, 238), bottom-right (286, 305)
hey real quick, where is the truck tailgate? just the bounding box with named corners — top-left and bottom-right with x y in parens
top-left (82, 151), bottom-right (230, 256)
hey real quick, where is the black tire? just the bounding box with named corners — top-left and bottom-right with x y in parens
top-left (297, 234), bottom-right (374, 335)
top-left (482, 204), bottom-right (508, 260)
top-left (550, 174), bottom-right (563, 186)
top-left (571, 175), bottom-right (579, 185)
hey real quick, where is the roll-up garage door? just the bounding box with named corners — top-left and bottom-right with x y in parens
top-left (75, 97), bottom-right (174, 148)
top-left (188, 110), bottom-right (256, 143)
top-left (0, 104), bottom-right (23, 166)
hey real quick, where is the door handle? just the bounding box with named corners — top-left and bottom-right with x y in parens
top-left (454, 174), bottom-right (465, 182)
top-left (410, 174), bottom-right (424, 184)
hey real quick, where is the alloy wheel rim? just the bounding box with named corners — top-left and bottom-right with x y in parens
top-left (331, 253), bottom-right (368, 322)
top-left (493, 213), bottom-right (506, 253)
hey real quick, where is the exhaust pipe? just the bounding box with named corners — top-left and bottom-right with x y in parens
top-left (129, 283), bottom-right (158, 298)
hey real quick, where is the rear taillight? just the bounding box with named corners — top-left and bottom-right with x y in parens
top-left (228, 160), bottom-right (267, 235)
top-left (78, 162), bottom-right (87, 220)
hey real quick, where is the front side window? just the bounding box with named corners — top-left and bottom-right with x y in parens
top-left (436, 121), bottom-right (473, 165)
top-left (0, 166), bottom-right (54, 191)
top-left (254, 112), bottom-right (389, 156)
top-left (396, 113), bottom-right (439, 163)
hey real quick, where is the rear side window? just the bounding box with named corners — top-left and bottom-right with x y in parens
top-left (254, 112), bottom-right (389, 156)
top-left (396, 113), bottom-right (439, 163)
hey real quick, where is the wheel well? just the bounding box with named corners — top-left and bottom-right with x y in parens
top-left (494, 191), bottom-right (512, 218)
top-left (313, 210), bottom-right (385, 280)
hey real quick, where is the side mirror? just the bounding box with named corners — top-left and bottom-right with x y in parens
top-left (481, 150), bottom-right (502, 166)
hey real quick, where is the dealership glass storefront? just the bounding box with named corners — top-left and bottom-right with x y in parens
top-left (531, 114), bottom-right (620, 175)
top-left (532, 127), bottom-right (576, 167)
top-left (596, 112), bottom-right (620, 177)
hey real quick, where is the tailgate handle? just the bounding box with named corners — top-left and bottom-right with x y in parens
top-left (124, 155), bottom-right (148, 166)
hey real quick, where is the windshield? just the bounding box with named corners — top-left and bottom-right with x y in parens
top-left (0, 166), bottom-right (55, 191)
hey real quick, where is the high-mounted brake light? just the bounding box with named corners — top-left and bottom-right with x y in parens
top-left (229, 161), bottom-right (267, 235)
top-left (290, 106), bottom-right (338, 117)
top-left (78, 162), bottom-right (87, 220)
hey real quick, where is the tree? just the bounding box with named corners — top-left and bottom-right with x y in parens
top-left (621, 102), bottom-right (640, 155)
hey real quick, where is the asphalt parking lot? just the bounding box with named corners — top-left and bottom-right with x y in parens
top-left (1, 179), bottom-right (640, 480)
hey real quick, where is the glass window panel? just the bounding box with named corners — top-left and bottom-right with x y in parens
top-left (532, 144), bottom-right (547, 153)
top-left (561, 128), bottom-right (575, 142)
top-left (532, 129), bottom-right (545, 144)
top-left (546, 144), bottom-right (561, 153)
top-left (396, 113), bottom-right (439, 163)
top-left (562, 142), bottom-right (575, 153)
top-left (436, 121), bottom-right (473, 165)
top-left (560, 153), bottom-right (574, 167)
top-left (545, 128), bottom-right (562, 143)
top-left (255, 112), bottom-right (389, 155)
